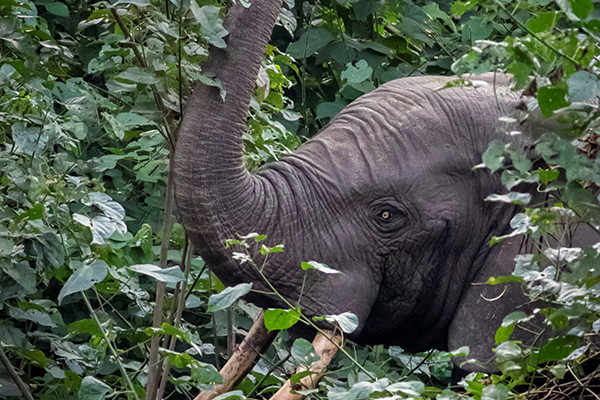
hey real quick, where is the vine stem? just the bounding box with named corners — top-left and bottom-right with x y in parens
top-left (82, 292), bottom-right (141, 400)
top-left (252, 256), bottom-right (376, 380)
top-left (155, 238), bottom-right (192, 400)
top-left (495, 1), bottom-right (580, 67)
top-left (146, 148), bottom-right (176, 400)
top-left (108, 7), bottom-right (175, 148)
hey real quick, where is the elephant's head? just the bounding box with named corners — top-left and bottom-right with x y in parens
top-left (174, 0), bottom-right (538, 368)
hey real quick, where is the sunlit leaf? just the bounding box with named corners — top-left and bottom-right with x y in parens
top-left (128, 264), bottom-right (185, 283)
top-left (387, 381), bottom-right (425, 397)
top-left (264, 307), bottom-right (301, 330)
top-left (325, 312), bottom-right (359, 333)
top-left (301, 261), bottom-right (341, 274)
top-left (485, 192), bottom-right (531, 205)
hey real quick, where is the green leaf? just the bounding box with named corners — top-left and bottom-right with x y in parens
top-left (260, 244), bottom-right (284, 255)
top-left (481, 140), bottom-right (506, 173)
top-left (128, 264), bottom-right (185, 283)
top-left (593, 318), bottom-right (600, 333)
top-left (212, 391), bottom-right (246, 400)
top-left (536, 336), bottom-right (580, 363)
top-left (78, 376), bottom-right (111, 400)
top-left (495, 311), bottom-right (530, 343)
top-left (536, 168), bottom-right (560, 184)
top-left (481, 384), bottom-right (509, 400)
top-left (116, 67), bottom-right (160, 84)
top-left (190, 4), bottom-right (228, 48)
top-left (291, 338), bottom-right (320, 365)
top-left (485, 276), bottom-right (524, 285)
top-left (35, 232), bottom-right (66, 268)
top-left (316, 98), bottom-right (347, 120)
top-left (550, 364), bottom-right (567, 378)
top-left (68, 319), bottom-right (102, 336)
top-left (113, 0), bottom-right (151, 7)
top-left (86, 193), bottom-right (126, 220)
top-left (526, 12), bottom-right (557, 33)
top-left (286, 28), bottom-right (333, 59)
top-left (9, 307), bottom-right (57, 327)
top-left (387, 381), bottom-right (426, 397)
top-left (198, 74), bottom-right (226, 101)
top-left (0, 321), bottom-right (28, 347)
top-left (73, 213), bottom-right (127, 245)
top-left (451, 0), bottom-right (479, 16)
top-left (564, 344), bottom-right (589, 361)
top-left (115, 112), bottom-right (151, 128)
top-left (501, 311), bottom-right (530, 328)
top-left (207, 283), bottom-right (252, 312)
top-left (300, 261), bottom-right (341, 274)
top-left (238, 233), bottom-right (268, 242)
top-left (15, 203), bottom-right (44, 223)
top-left (0, 238), bottom-right (13, 257)
top-left (485, 192), bottom-right (531, 205)
top-left (449, 346), bottom-right (470, 357)
top-left (570, 0), bottom-right (594, 20)
top-left (58, 260), bottom-right (108, 304)
top-left (146, 323), bottom-right (191, 342)
top-left (341, 60), bottom-right (373, 84)
top-left (494, 341), bottom-right (522, 361)
top-left (290, 370), bottom-right (316, 385)
top-left (1, 261), bottom-right (36, 293)
top-left (537, 86), bottom-right (570, 117)
top-left (12, 122), bottom-right (48, 156)
top-left (325, 312), bottom-right (359, 333)
top-left (567, 71), bottom-right (600, 102)
top-left (264, 307), bottom-right (301, 330)
top-left (45, 2), bottom-right (69, 17)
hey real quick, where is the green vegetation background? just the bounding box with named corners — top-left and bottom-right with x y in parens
top-left (1, 0), bottom-right (599, 398)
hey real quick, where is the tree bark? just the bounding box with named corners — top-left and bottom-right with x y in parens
top-left (194, 312), bottom-right (276, 400)
top-left (270, 330), bottom-right (342, 400)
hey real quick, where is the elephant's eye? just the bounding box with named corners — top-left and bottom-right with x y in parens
top-left (377, 208), bottom-right (400, 223)
top-left (371, 200), bottom-right (406, 231)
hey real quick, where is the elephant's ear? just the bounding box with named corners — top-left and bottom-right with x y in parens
top-left (447, 239), bottom-right (536, 372)
top-left (448, 224), bottom-right (598, 373)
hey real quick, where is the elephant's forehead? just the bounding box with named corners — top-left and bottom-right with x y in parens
top-left (285, 76), bottom-right (524, 205)
top-left (295, 88), bottom-right (504, 181)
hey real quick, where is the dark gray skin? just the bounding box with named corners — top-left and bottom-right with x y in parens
top-left (174, 0), bottom-right (548, 372)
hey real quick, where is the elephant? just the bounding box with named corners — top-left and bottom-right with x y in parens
top-left (173, 0), bottom-right (565, 372)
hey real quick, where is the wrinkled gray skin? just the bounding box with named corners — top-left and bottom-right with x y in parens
top-left (175, 0), bottom-right (547, 372)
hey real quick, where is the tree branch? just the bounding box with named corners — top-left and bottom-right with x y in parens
top-left (0, 345), bottom-right (34, 400)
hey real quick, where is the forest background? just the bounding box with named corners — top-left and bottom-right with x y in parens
top-left (1, 0), bottom-right (600, 399)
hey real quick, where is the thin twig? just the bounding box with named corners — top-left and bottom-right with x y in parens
top-left (82, 292), bottom-right (141, 400)
top-left (0, 344), bottom-right (34, 400)
top-left (156, 238), bottom-right (193, 399)
top-left (146, 148), bottom-right (177, 400)
top-left (108, 7), bottom-right (175, 149)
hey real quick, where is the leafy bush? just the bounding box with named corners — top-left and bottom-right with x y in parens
top-left (2, 0), bottom-right (600, 399)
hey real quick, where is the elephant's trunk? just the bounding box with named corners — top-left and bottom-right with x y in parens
top-left (174, 0), bottom-right (282, 259)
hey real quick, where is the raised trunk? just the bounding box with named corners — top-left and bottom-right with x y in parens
top-left (175, 0), bottom-right (283, 264)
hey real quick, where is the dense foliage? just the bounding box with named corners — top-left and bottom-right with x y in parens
top-left (0, 0), bottom-right (599, 399)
